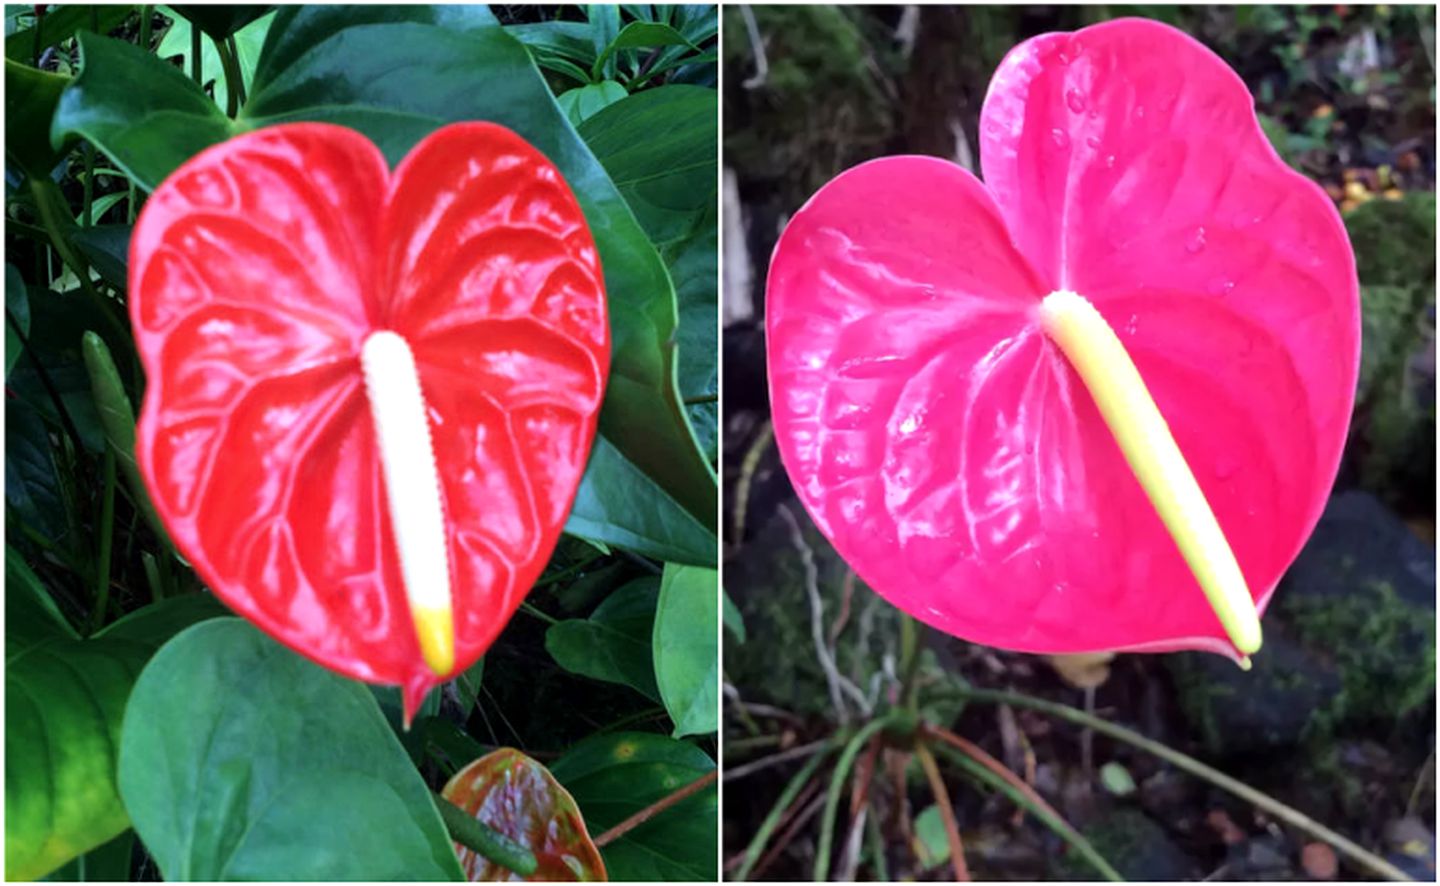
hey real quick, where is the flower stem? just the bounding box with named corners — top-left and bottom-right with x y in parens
top-left (431, 792), bottom-right (538, 877)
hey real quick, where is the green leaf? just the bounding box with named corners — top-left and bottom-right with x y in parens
top-left (4, 5), bottom-right (133, 63)
top-left (1099, 761), bottom-right (1137, 797)
top-left (93, 592), bottom-right (230, 647)
top-left (546, 577), bottom-right (660, 700)
top-left (42, 829), bottom-right (134, 882)
top-left (169, 4), bottom-right (271, 40)
top-left (913, 804), bottom-right (951, 868)
top-left (6, 263), bottom-right (30, 378)
top-left (5, 555), bottom-right (223, 881)
top-left (549, 731), bottom-right (717, 880)
top-left (591, 21), bottom-right (695, 82)
top-left (653, 563), bottom-right (718, 736)
top-left (507, 19), bottom-right (596, 72)
top-left (5, 59), bottom-right (73, 177)
top-left (117, 618), bottom-right (464, 880)
top-left (69, 225), bottom-right (129, 290)
top-left (454, 656), bottom-right (486, 719)
top-left (722, 588), bottom-right (746, 643)
top-left (154, 6), bottom-right (275, 110)
top-left (566, 434), bottom-right (714, 566)
top-left (76, 191), bottom-right (127, 225)
top-left (555, 79), bottom-right (626, 127)
top-left (5, 396), bottom-right (69, 544)
top-left (49, 32), bottom-right (236, 189)
top-left (587, 3), bottom-right (620, 79)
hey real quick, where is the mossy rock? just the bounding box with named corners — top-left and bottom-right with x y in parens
top-left (723, 501), bottom-right (967, 722)
top-left (1051, 807), bottom-right (1194, 881)
top-left (1166, 492), bottom-right (1435, 757)
top-left (1345, 193), bottom-right (1437, 290)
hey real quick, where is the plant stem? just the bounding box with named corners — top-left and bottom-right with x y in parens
top-left (683, 392), bottom-right (717, 405)
top-left (82, 5), bottom-right (96, 229)
top-left (518, 601), bottom-right (558, 626)
top-left (814, 714), bottom-right (897, 881)
top-left (8, 309), bottom-right (86, 451)
top-left (946, 687), bottom-right (1414, 882)
top-left (225, 35), bottom-right (246, 104)
top-left (28, 178), bottom-right (130, 346)
top-left (927, 732), bottom-right (1121, 881)
top-left (594, 768), bottom-right (717, 848)
top-left (734, 742), bottom-right (834, 881)
top-left (138, 5), bottom-right (153, 51)
top-left (32, 5), bottom-right (44, 66)
top-left (190, 22), bottom-right (201, 85)
top-left (432, 792), bottom-right (538, 877)
top-left (915, 741), bottom-right (970, 881)
top-left (90, 448), bottom-right (117, 633)
top-left (215, 35), bottom-right (241, 117)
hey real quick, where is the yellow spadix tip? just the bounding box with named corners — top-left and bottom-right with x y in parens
top-left (1039, 290), bottom-right (1263, 660)
top-left (413, 605), bottom-right (455, 677)
top-left (1237, 656), bottom-right (1253, 672)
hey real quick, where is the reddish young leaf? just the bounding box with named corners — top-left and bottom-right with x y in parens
top-left (766, 19), bottom-right (1358, 659)
top-left (442, 748), bottom-right (606, 882)
top-left (130, 123), bottom-right (609, 715)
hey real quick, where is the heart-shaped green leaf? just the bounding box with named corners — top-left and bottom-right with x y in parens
top-left (5, 59), bottom-right (73, 177)
top-left (546, 577), bottom-right (659, 700)
top-left (442, 748), bottom-right (606, 881)
top-left (549, 732), bottom-right (716, 880)
top-left (118, 618), bottom-right (463, 880)
top-left (653, 563), bottom-right (718, 737)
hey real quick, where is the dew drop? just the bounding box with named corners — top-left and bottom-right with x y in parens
top-left (1215, 456), bottom-right (1239, 480)
top-left (1135, 105), bottom-right (1146, 120)
top-left (1050, 128), bottom-right (1070, 149)
top-left (1208, 277), bottom-right (1236, 297)
top-left (1085, 135), bottom-right (1101, 149)
top-left (1065, 89), bottom-right (1086, 114)
top-left (1104, 154), bottom-right (1116, 169)
top-left (1124, 314), bottom-right (1139, 336)
top-left (1088, 109), bottom-right (1099, 120)
top-left (1185, 226), bottom-right (1207, 254)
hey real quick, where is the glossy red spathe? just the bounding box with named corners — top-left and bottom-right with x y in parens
top-left (766, 18), bottom-right (1359, 659)
top-left (130, 122), bottom-right (609, 715)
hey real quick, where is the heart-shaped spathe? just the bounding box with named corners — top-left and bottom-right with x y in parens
top-left (766, 18), bottom-right (1359, 658)
top-left (130, 122), bottom-right (609, 713)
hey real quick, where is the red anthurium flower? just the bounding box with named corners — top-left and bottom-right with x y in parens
top-left (766, 19), bottom-right (1358, 662)
top-left (131, 122), bottom-right (609, 717)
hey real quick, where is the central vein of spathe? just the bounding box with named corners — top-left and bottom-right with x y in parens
top-left (361, 330), bottom-right (455, 677)
top-left (1039, 290), bottom-right (1262, 663)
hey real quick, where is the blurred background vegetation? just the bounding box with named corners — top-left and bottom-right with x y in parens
top-left (721, 5), bottom-right (1435, 881)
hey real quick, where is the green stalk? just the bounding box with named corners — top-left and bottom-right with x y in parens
top-left (31, 6), bottom-right (43, 66)
top-left (225, 34), bottom-right (246, 104)
top-left (814, 715), bottom-right (898, 881)
top-left (82, 11), bottom-right (97, 226)
top-left (28, 179), bottom-right (130, 345)
top-left (90, 448), bottom-right (116, 633)
top-left (946, 687), bottom-right (1414, 882)
top-left (432, 792), bottom-right (538, 877)
top-left (735, 738), bottom-right (837, 881)
top-left (931, 741), bottom-right (1121, 881)
top-left (139, 5), bottom-right (153, 51)
top-left (519, 601), bottom-right (558, 626)
top-left (190, 22), bottom-right (201, 84)
top-left (215, 35), bottom-right (241, 117)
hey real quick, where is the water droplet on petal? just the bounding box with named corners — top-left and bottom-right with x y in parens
top-left (1185, 226), bottom-right (1207, 254)
top-left (1085, 135), bottom-right (1101, 149)
top-left (1208, 277), bottom-right (1236, 297)
top-left (1104, 154), bottom-right (1116, 169)
top-left (1215, 457), bottom-right (1239, 480)
top-left (1065, 89), bottom-right (1086, 114)
top-left (1050, 128), bottom-right (1070, 149)
top-left (1124, 314), bottom-right (1139, 336)
top-left (1135, 105), bottom-right (1146, 120)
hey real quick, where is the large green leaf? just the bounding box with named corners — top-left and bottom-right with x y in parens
top-left (546, 577), bottom-right (660, 700)
top-left (49, 33), bottom-right (236, 187)
top-left (556, 79), bottom-right (626, 127)
top-left (5, 557), bottom-right (227, 881)
top-left (565, 435), bottom-right (714, 565)
top-left (653, 563), bottom-right (718, 737)
top-left (6, 263), bottom-right (30, 378)
top-left (5, 396), bottom-right (69, 545)
top-left (169, 4), bottom-right (271, 41)
top-left (549, 731), bottom-right (716, 880)
top-left (118, 618), bottom-right (463, 880)
top-left (5, 59), bottom-right (73, 177)
top-left (69, 225), bottom-right (129, 291)
top-left (52, 6), bottom-right (719, 547)
top-left (591, 21), bottom-right (695, 81)
top-left (580, 86), bottom-right (718, 458)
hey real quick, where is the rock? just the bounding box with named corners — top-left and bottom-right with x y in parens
top-left (1166, 492), bottom-right (1434, 756)
top-left (1051, 807), bottom-right (1194, 881)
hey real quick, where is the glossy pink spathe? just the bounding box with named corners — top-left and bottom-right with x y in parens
top-left (766, 18), bottom-right (1359, 659)
top-left (130, 123), bottom-right (609, 714)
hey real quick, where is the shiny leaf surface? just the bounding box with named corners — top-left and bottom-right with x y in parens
top-left (546, 577), bottom-right (660, 699)
top-left (766, 18), bottom-right (1358, 657)
top-left (550, 732), bottom-right (717, 881)
top-left (442, 748), bottom-right (606, 881)
top-left (118, 618), bottom-right (464, 880)
top-left (653, 563), bottom-right (718, 736)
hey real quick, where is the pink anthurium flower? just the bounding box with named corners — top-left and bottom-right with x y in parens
top-left (130, 122), bottom-right (609, 718)
top-left (766, 18), bottom-right (1359, 663)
